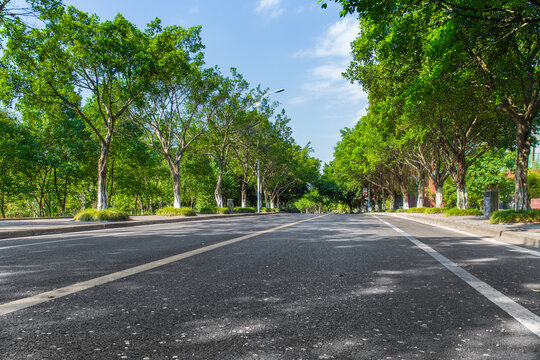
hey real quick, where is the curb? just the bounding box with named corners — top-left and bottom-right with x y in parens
top-left (0, 212), bottom-right (279, 240)
top-left (386, 213), bottom-right (540, 248)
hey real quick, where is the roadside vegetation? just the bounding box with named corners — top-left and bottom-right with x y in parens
top-left (74, 209), bottom-right (130, 222)
top-left (490, 210), bottom-right (540, 224)
top-left (156, 207), bottom-right (197, 217)
top-left (0, 1), bottom-right (319, 219)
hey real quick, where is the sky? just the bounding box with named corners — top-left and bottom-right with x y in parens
top-left (62, 0), bottom-right (368, 165)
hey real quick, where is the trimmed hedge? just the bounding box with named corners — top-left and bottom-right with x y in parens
top-left (490, 209), bottom-right (540, 224)
top-left (444, 208), bottom-right (483, 217)
top-left (198, 207), bottom-right (230, 214)
top-left (156, 207), bottom-right (196, 216)
top-left (74, 208), bottom-right (130, 222)
top-left (423, 207), bottom-right (446, 214)
top-left (261, 207), bottom-right (280, 213)
top-left (406, 207), bottom-right (428, 213)
top-left (234, 206), bottom-right (256, 213)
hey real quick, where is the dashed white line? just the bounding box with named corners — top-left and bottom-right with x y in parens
top-left (374, 215), bottom-right (540, 338)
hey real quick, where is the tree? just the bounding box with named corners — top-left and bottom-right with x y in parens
top-left (321, 0), bottom-right (540, 210)
top-left (3, 6), bottom-right (159, 209)
top-left (127, 23), bottom-right (222, 209)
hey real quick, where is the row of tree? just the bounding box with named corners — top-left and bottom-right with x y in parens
top-left (0, 1), bottom-right (320, 217)
top-left (319, 0), bottom-right (539, 210)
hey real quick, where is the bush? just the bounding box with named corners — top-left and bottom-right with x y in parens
top-left (198, 207), bottom-right (215, 214)
top-left (234, 206), bottom-right (256, 213)
top-left (199, 207), bottom-right (230, 214)
top-left (74, 208), bottom-right (130, 221)
top-left (407, 207), bottom-right (428, 213)
top-left (444, 208), bottom-right (483, 217)
top-left (423, 207), bottom-right (446, 214)
top-left (490, 209), bottom-right (540, 224)
top-left (156, 207), bottom-right (196, 216)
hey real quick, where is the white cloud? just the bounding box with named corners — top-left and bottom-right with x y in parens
top-left (295, 17), bottom-right (359, 58)
top-left (255, 0), bottom-right (285, 19)
top-left (292, 18), bottom-right (366, 107)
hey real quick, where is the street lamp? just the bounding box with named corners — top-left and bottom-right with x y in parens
top-left (255, 88), bottom-right (285, 213)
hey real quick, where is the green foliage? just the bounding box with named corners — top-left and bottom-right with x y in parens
top-left (528, 171), bottom-right (540, 199)
top-left (423, 207), bottom-right (446, 214)
top-left (74, 208), bottom-right (129, 221)
top-left (490, 210), bottom-right (540, 224)
top-left (406, 207), bottom-right (427, 213)
top-left (444, 208), bottom-right (483, 217)
top-left (233, 206), bottom-right (256, 213)
top-left (156, 207), bottom-right (196, 216)
top-left (199, 207), bottom-right (230, 214)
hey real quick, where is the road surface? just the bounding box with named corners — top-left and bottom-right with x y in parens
top-left (0, 214), bottom-right (539, 359)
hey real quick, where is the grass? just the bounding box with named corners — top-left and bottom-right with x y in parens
top-left (443, 207), bottom-right (483, 217)
top-left (156, 207), bottom-right (196, 216)
top-left (234, 206), bottom-right (256, 213)
top-left (74, 208), bottom-right (130, 221)
top-left (490, 209), bottom-right (540, 224)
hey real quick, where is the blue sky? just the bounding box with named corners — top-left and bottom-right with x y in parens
top-left (63, 0), bottom-right (368, 164)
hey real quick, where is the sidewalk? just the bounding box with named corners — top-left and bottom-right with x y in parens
top-left (382, 212), bottom-right (540, 248)
top-left (0, 213), bottom-right (277, 240)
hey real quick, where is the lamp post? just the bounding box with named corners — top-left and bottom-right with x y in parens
top-left (254, 88), bottom-right (285, 213)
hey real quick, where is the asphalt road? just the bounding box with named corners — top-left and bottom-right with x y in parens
top-left (0, 213), bottom-right (539, 359)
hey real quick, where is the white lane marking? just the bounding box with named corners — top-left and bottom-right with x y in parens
top-left (0, 215), bottom-right (327, 316)
top-left (387, 214), bottom-right (540, 258)
top-left (374, 215), bottom-right (540, 338)
top-left (0, 238), bottom-right (96, 250)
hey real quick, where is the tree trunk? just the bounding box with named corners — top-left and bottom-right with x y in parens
top-left (514, 122), bottom-right (532, 210)
top-left (416, 173), bottom-right (425, 208)
top-left (173, 170), bottom-right (181, 208)
top-left (400, 185), bottom-right (409, 210)
top-left (241, 181), bottom-right (247, 207)
top-left (0, 191), bottom-right (5, 218)
top-left (215, 163), bottom-right (224, 208)
top-left (96, 137), bottom-right (111, 210)
top-left (452, 168), bottom-right (469, 209)
top-left (435, 184), bottom-right (444, 208)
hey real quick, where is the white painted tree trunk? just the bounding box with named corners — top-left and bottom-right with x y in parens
top-left (402, 189), bottom-right (409, 210)
top-left (435, 186), bottom-right (444, 208)
top-left (215, 164), bottom-right (224, 208)
top-left (173, 172), bottom-right (181, 208)
top-left (96, 140), bottom-right (110, 210)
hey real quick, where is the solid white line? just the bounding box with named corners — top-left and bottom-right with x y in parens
top-left (0, 215), bottom-right (327, 317)
top-left (388, 213), bottom-right (540, 258)
top-left (374, 215), bottom-right (540, 339)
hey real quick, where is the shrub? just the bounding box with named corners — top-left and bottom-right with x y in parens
top-left (444, 208), bottom-right (483, 217)
top-left (198, 207), bottom-right (215, 214)
top-left (234, 206), bottom-right (256, 213)
top-left (74, 208), bottom-right (130, 221)
top-left (423, 207), bottom-right (446, 214)
top-left (407, 207), bottom-right (428, 213)
top-left (490, 209), bottom-right (540, 224)
top-left (215, 207), bottom-right (230, 214)
top-left (156, 207), bottom-right (196, 216)
top-left (396, 209), bottom-right (408, 213)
